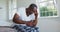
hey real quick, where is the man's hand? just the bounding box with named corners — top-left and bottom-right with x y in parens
top-left (26, 21), bottom-right (34, 27)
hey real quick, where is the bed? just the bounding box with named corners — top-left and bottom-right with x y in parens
top-left (0, 26), bottom-right (17, 32)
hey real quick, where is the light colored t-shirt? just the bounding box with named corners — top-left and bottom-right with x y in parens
top-left (12, 7), bottom-right (35, 26)
top-left (17, 7), bottom-right (35, 21)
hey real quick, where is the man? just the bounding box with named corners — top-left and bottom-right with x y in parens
top-left (13, 4), bottom-right (39, 32)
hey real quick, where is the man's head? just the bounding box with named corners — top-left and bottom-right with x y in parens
top-left (29, 4), bottom-right (37, 9)
top-left (29, 4), bottom-right (37, 10)
top-left (28, 4), bottom-right (37, 14)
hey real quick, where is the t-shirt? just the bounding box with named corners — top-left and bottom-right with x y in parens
top-left (17, 7), bottom-right (35, 21)
top-left (12, 7), bottom-right (35, 26)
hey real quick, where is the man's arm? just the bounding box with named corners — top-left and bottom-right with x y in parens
top-left (13, 13), bottom-right (33, 24)
top-left (33, 18), bottom-right (38, 27)
top-left (26, 12), bottom-right (38, 27)
top-left (33, 11), bottom-right (38, 26)
top-left (13, 13), bottom-right (26, 24)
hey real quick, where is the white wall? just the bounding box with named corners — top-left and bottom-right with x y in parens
top-left (17, 0), bottom-right (36, 8)
top-left (0, 0), bottom-right (13, 26)
top-left (0, 0), bottom-right (7, 21)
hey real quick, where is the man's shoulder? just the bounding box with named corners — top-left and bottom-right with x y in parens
top-left (17, 7), bottom-right (26, 16)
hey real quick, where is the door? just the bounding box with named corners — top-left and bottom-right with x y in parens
top-left (0, 0), bottom-right (8, 21)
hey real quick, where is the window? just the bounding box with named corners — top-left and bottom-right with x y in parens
top-left (36, 0), bottom-right (58, 17)
top-left (9, 0), bottom-right (17, 20)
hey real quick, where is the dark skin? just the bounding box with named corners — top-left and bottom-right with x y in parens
top-left (13, 7), bottom-right (38, 27)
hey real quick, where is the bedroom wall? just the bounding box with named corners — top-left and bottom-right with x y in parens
top-left (17, 0), bottom-right (36, 8)
top-left (0, 0), bottom-right (12, 26)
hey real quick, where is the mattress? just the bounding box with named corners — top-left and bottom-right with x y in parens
top-left (0, 26), bottom-right (17, 32)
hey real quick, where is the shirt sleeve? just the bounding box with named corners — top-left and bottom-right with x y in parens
top-left (10, 10), bottom-right (17, 20)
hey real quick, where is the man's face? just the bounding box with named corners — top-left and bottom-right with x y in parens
top-left (33, 7), bottom-right (37, 11)
top-left (33, 7), bottom-right (37, 14)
